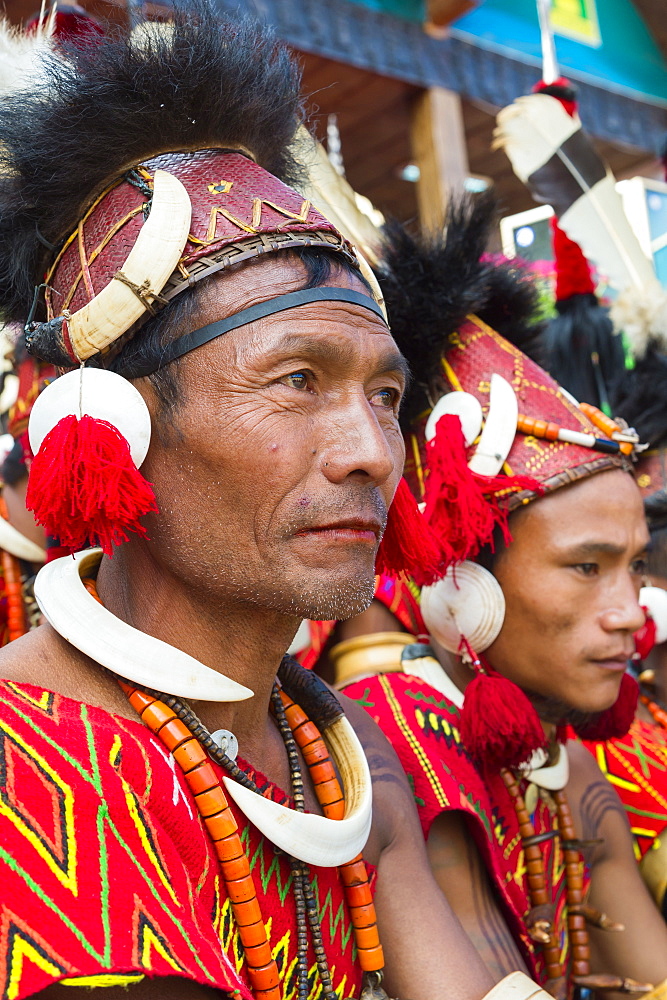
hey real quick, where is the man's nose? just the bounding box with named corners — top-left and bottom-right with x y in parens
top-left (600, 577), bottom-right (647, 635)
top-left (318, 396), bottom-right (399, 487)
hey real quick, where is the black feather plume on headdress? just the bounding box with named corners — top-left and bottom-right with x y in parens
top-left (0, 1), bottom-right (304, 323)
top-left (611, 345), bottom-right (667, 448)
top-left (544, 295), bottom-right (626, 413)
top-left (378, 191), bottom-right (546, 425)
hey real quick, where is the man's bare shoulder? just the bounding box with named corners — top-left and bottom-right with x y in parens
top-left (565, 737), bottom-right (609, 795)
top-left (335, 687), bottom-right (417, 857)
top-left (0, 623), bottom-right (135, 720)
top-left (565, 737), bottom-right (630, 854)
top-left (335, 686), bottom-right (406, 781)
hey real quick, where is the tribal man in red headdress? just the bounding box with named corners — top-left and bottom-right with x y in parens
top-left (578, 349), bottom-right (667, 920)
top-left (322, 198), bottom-right (667, 999)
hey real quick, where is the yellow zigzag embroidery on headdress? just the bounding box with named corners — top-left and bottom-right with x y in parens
top-left (190, 199), bottom-right (312, 245)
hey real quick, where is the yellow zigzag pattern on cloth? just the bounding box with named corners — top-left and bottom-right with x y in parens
top-left (0, 718), bottom-right (78, 894)
top-left (5, 925), bottom-right (67, 1000)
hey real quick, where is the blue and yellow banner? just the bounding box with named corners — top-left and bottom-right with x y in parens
top-left (452, 0), bottom-right (667, 104)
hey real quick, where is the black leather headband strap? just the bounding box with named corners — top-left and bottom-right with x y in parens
top-left (123, 287), bottom-right (387, 378)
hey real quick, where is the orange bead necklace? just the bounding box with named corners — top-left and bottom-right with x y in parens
top-left (639, 691), bottom-right (667, 731)
top-left (82, 576), bottom-right (385, 1000)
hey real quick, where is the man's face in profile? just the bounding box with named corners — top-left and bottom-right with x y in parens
top-left (137, 254), bottom-right (407, 623)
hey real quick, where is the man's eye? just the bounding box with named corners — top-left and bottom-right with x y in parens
top-left (282, 371), bottom-right (310, 390)
top-left (371, 388), bottom-right (399, 409)
top-left (631, 558), bottom-right (648, 576)
top-left (575, 563), bottom-right (598, 577)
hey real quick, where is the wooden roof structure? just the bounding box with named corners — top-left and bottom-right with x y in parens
top-left (2, 0), bottom-right (666, 229)
top-left (244, 0), bottom-right (667, 227)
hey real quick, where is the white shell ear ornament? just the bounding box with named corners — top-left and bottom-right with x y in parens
top-left (421, 564), bottom-right (549, 771)
top-left (640, 586), bottom-right (667, 645)
top-left (29, 367), bottom-right (152, 467)
top-left (34, 548), bottom-right (254, 703)
top-left (420, 562), bottom-right (506, 656)
top-left (26, 366), bottom-right (157, 556)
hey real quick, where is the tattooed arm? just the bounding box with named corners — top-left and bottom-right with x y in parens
top-left (568, 741), bottom-right (667, 985)
top-left (340, 696), bottom-right (496, 1000)
top-left (427, 811), bottom-right (530, 980)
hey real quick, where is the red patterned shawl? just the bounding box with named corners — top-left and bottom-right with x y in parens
top-left (583, 718), bottom-right (667, 861)
top-left (344, 671), bottom-right (587, 985)
top-left (0, 681), bottom-right (366, 999)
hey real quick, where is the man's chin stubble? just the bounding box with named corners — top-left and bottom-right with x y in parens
top-left (234, 569), bottom-right (377, 623)
top-left (289, 576), bottom-right (377, 622)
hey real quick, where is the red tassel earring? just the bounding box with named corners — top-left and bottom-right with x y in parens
top-left (459, 652), bottom-right (548, 771)
top-left (634, 608), bottom-right (657, 663)
top-left (27, 367), bottom-right (157, 556)
top-left (375, 477), bottom-right (449, 587)
top-left (571, 672), bottom-right (639, 742)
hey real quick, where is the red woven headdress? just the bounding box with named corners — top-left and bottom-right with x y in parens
top-left (30, 150), bottom-right (356, 369)
top-left (405, 315), bottom-right (630, 513)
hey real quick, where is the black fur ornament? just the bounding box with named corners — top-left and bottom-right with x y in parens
top-left (544, 293), bottom-right (626, 413)
top-left (0, 1), bottom-right (305, 325)
top-left (377, 192), bottom-right (546, 426)
top-left (611, 345), bottom-right (667, 449)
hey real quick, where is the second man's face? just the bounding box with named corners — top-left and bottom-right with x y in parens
top-left (486, 468), bottom-right (648, 718)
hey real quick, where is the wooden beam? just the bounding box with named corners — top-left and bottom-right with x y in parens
top-left (426, 0), bottom-right (477, 28)
top-left (410, 87), bottom-right (469, 232)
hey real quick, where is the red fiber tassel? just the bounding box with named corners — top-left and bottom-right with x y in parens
top-left (551, 220), bottom-right (596, 302)
top-left (375, 477), bottom-right (448, 587)
top-left (634, 607), bottom-right (656, 661)
top-left (423, 414), bottom-right (541, 564)
top-left (26, 414), bottom-right (158, 557)
top-left (460, 660), bottom-right (547, 771)
top-left (572, 672), bottom-right (639, 741)
top-left (532, 77), bottom-right (578, 118)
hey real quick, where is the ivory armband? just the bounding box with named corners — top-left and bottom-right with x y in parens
top-left (482, 972), bottom-right (556, 1000)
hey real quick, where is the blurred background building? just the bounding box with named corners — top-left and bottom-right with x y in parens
top-left (3, 0), bottom-right (667, 255)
